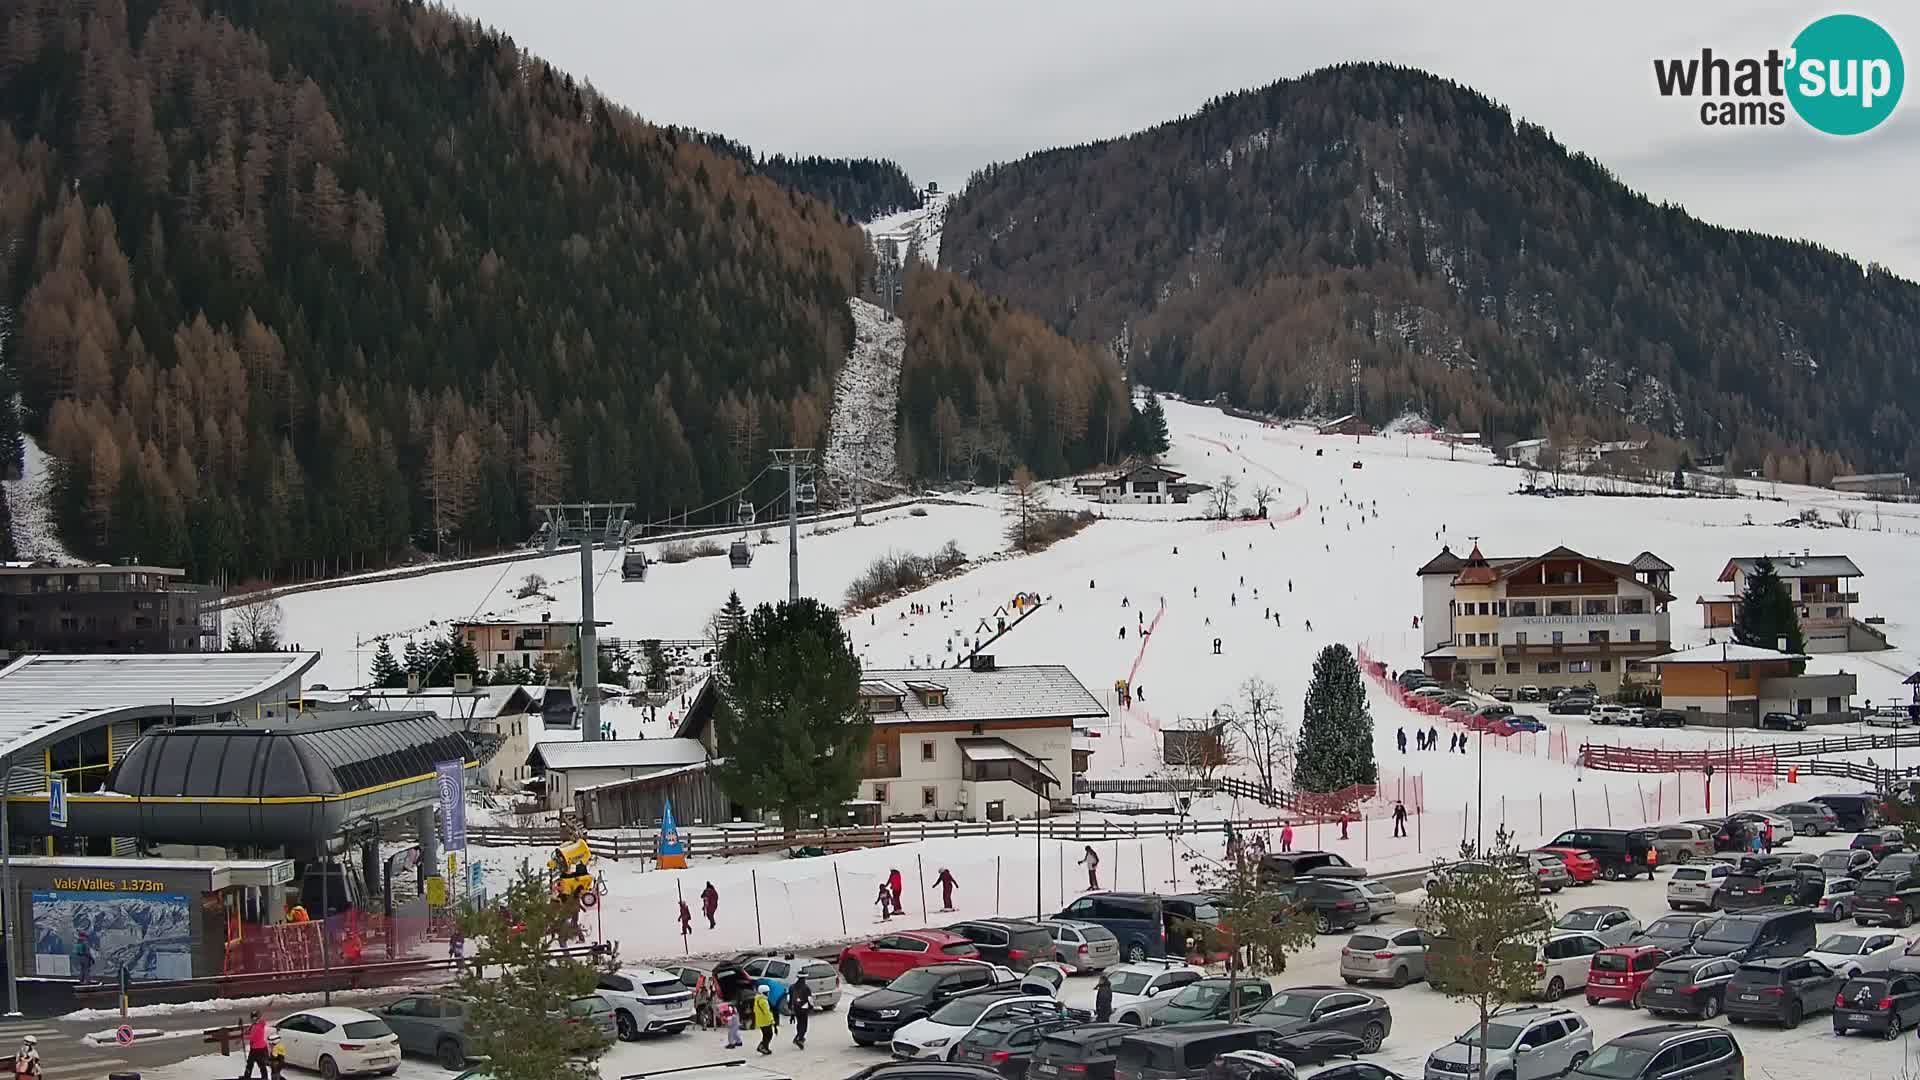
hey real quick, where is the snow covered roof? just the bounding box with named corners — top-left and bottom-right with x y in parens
top-left (0, 652), bottom-right (319, 761)
top-left (955, 737), bottom-right (1059, 781)
top-left (1416, 546), bottom-right (1465, 576)
top-left (1110, 465), bottom-right (1186, 483)
top-left (532, 737), bottom-right (708, 773)
top-left (1720, 555), bottom-right (1863, 580)
top-left (1642, 643), bottom-right (1808, 665)
top-left (860, 664), bottom-right (1105, 726)
top-left (352, 685), bottom-right (534, 721)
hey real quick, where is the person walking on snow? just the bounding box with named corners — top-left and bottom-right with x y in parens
top-left (701, 881), bottom-right (720, 928)
top-left (1428, 725), bottom-right (1439, 752)
top-left (788, 970), bottom-right (813, 1049)
top-left (1280, 821), bottom-right (1294, 853)
top-left (887, 868), bottom-right (905, 915)
top-left (1396, 727), bottom-right (1407, 754)
top-left (240, 1011), bottom-right (273, 1080)
top-left (678, 899), bottom-right (694, 940)
top-left (934, 868), bottom-right (959, 911)
top-left (1079, 845), bottom-right (1102, 889)
top-left (11, 1036), bottom-right (40, 1080)
top-left (719, 997), bottom-right (742, 1049)
top-left (752, 986), bottom-right (777, 1055)
top-left (1095, 973), bottom-right (1114, 1023)
top-left (1392, 801), bottom-right (1409, 838)
top-left (1338, 813), bottom-right (1351, 840)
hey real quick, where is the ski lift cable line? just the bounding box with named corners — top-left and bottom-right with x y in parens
top-left (629, 465), bottom-right (776, 532)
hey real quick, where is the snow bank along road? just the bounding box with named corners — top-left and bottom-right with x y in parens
top-left (84, 826), bottom-right (1920, 1080)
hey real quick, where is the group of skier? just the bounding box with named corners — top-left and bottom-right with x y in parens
top-left (1397, 724), bottom-right (1472, 754)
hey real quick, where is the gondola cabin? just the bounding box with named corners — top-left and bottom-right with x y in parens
top-left (729, 539), bottom-right (753, 568)
top-left (620, 548), bottom-right (649, 581)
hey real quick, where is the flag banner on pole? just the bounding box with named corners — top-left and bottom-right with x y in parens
top-left (436, 760), bottom-right (467, 851)
top-left (658, 798), bottom-right (688, 869)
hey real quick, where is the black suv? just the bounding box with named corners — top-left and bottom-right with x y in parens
top-left (1641, 709), bottom-right (1687, 728)
top-left (1029, 1024), bottom-right (1134, 1080)
top-left (1114, 1023), bottom-right (1279, 1080)
top-left (946, 920), bottom-right (1056, 972)
top-left (1849, 827), bottom-right (1906, 860)
top-left (1724, 957), bottom-right (1842, 1026)
top-left (1812, 793), bottom-right (1882, 830)
top-left (1689, 908), bottom-right (1816, 961)
top-left (1257, 850), bottom-right (1365, 883)
top-left (1549, 694), bottom-right (1594, 715)
top-left (1570, 1024), bottom-right (1743, 1080)
top-left (1546, 828), bottom-right (1658, 880)
top-left (846, 963), bottom-right (1006, 1045)
top-left (1851, 870), bottom-right (1920, 928)
top-left (1145, 977), bottom-right (1274, 1026)
top-left (1275, 877), bottom-right (1372, 934)
top-left (1639, 956), bottom-right (1740, 1021)
top-left (953, 1015), bottom-right (1080, 1079)
top-left (1244, 985), bottom-right (1392, 1052)
top-left (1719, 867), bottom-right (1798, 911)
top-left (1833, 973), bottom-right (1920, 1038)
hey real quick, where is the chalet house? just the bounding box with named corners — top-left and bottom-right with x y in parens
top-left (1643, 642), bottom-right (1857, 727)
top-left (1416, 544), bottom-right (1673, 695)
top-left (454, 615), bottom-right (610, 672)
top-left (854, 658), bottom-right (1106, 821)
top-left (529, 737), bottom-right (711, 811)
top-left (1701, 554), bottom-right (1886, 653)
top-left (1832, 473), bottom-right (1912, 496)
top-left (1317, 414), bottom-right (1373, 437)
top-left (1098, 465), bottom-right (1190, 505)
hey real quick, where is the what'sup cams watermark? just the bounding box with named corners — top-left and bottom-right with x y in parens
top-left (1653, 13), bottom-right (1903, 134)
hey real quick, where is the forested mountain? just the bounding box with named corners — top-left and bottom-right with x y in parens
top-left (944, 63), bottom-right (1920, 478)
top-left (673, 130), bottom-right (922, 222)
top-left (0, 0), bottom-right (1117, 583)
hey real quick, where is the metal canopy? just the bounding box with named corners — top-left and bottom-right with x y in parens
top-left (0, 651), bottom-right (319, 761)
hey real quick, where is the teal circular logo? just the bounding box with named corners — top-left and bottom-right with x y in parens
top-left (1787, 14), bottom-right (1904, 135)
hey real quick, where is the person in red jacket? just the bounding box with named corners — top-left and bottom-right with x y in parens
top-left (932, 868), bottom-right (959, 911)
top-left (240, 1011), bottom-right (272, 1080)
top-left (886, 868), bottom-right (904, 915)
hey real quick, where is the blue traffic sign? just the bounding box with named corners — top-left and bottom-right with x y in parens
top-left (48, 776), bottom-right (67, 829)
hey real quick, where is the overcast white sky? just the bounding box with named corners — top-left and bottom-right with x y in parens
top-left (448, 1), bottom-right (1918, 279)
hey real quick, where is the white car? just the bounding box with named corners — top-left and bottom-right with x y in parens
top-left (1039, 919), bottom-right (1122, 972)
top-left (1808, 931), bottom-right (1904, 978)
top-left (269, 1007), bottom-right (401, 1078)
top-left (1591, 705), bottom-right (1628, 725)
top-left (890, 993), bottom-right (1068, 1059)
top-left (1755, 811), bottom-right (1796, 844)
top-left (1552, 906), bottom-right (1641, 947)
top-left (1354, 878), bottom-right (1398, 920)
top-left (1520, 933), bottom-right (1608, 999)
top-left (1667, 863), bottom-right (1733, 911)
top-left (594, 966), bottom-right (696, 1039)
top-left (1103, 961), bottom-right (1207, 1025)
top-left (1409, 686), bottom-right (1448, 699)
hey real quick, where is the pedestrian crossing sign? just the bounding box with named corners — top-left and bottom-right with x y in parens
top-left (48, 776), bottom-right (67, 829)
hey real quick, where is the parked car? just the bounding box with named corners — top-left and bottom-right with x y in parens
top-left (1761, 711), bottom-right (1808, 732)
top-left (1569, 1025), bottom-right (1742, 1080)
top-left (1536, 846), bottom-right (1601, 885)
top-left (1352, 878), bottom-right (1398, 920)
top-left (1631, 913), bottom-right (1718, 952)
top-left (1140, 977), bottom-right (1274, 1027)
top-left (953, 1014), bottom-right (1080, 1079)
top-left (1029, 1023), bottom-right (1134, 1080)
top-left (841, 932), bottom-right (984, 985)
top-left (1591, 704), bottom-right (1628, 725)
top-left (1667, 863), bottom-right (1733, 911)
top-left (1258, 851), bottom-right (1365, 882)
top-left (1718, 867), bottom-right (1800, 911)
top-left (1810, 876), bottom-right (1860, 922)
top-left (1688, 908), bottom-right (1816, 962)
top-left (1056, 893), bottom-right (1221, 962)
top-left (947, 920), bottom-right (1058, 972)
top-left (1506, 714), bottom-right (1548, 733)
top-left (1491, 686), bottom-right (1514, 701)
top-left (1114, 1022), bottom-right (1280, 1080)
top-left (1618, 707), bottom-right (1646, 727)
top-left (1851, 869), bottom-right (1920, 927)
top-left (1407, 686), bottom-right (1448, 699)
top-left (1421, 1005), bottom-right (1592, 1080)
top-left (1522, 933), bottom-right (1609, 999)
top-left (1339, 927), bottom-right (1428, 988)
top-left (1585, 946), bottom-right (1672, 1008)
top-left (563, 994), bottom-right (618, 1044)
top-left (1040, 919), bottom-right (1122, 973)
top-left (1641, 709), bottom-right (1688, 729)
top-left (1865, 706), bottom-right (1915, 728)
top-left (1101, 962), bottom-right (1208, 1022)
top-left (1423, 859), bottom-right (1533, 895)
top-left (1276, 878), bottom-right (1372, 935)
top-left (372, 994), bottom-right (481, 1069)
top-left (1728, 811), bottom-right (1795, 845)
top-left (1245, 986), bottom-right (1391, 1053)
top-left (1396, 670), bottom-right (1435, 691)
top-left (1806, 931), bottom-right (1903, 978)
top-left (1874, 851), bottom-right (1920, 879)
top-left (1518, 686), bottom-right (1542, 701)
top-left (846, 963), bottom-right (1016, 1046)
top-left (269, 1008), bottom-right (402, 1079)
top-left (1887, 936), bottom-right (1920, 974)
top-left (1849, 827), bottom-right (1907, 861)
top-left (741, 953), bottom-right (841, 1011)
top-left (1639, 955), bottom-right (1740, 1020)
top-left (892, 990), bottom-right (1077, 1060)
top-left (1773, 801), bottom-right (1841, 837)
top-left (1812, 793), bottom-right (1883, 831)
top-left (1524, 852), bottom-right (1573, 893)
top-left (1546, 828), bottom-right (1657, 880)
top-left (1724, 957), bottom-right (1842, 1026)
top-left (1549, 695), bottom-right (1594, 716)
top-left (844, 1065), bottom-right (1002, 1080)
top-left (1554, 906), bottom-right (1641, 946)
top-left (1650, 825), bottom-right (1717, 865)
top-left (594, 967), bottom-right (695, 1040)
top-left (1812, 847), bottom-right (1878, 879)
top-left (1262, 1032), bottom-right (1370, 1068)
top-left (1833, 973), bottom-right (1920, 1039)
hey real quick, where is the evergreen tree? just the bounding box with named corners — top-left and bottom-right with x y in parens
top-left (225, 625), bottom-right (247, 652)
top-left (424, 624), bottom-right (482, 687)
top-left (368, 640), bottom-right (404, 688)
top-left (641, 640), bottom-right (669, 691)
top-left (718, 591), bottom-right (748, 644)
top-left (1294, 643), bottom-right (1378, 792)
top-left (401, 638), bottom-right (424, 681)
top-left (1131, 393), bottom-right (1171, 459)
top-left (1731, 556), bottom-right (1806, 662)
top-left (709, 598), bottom-right (868, 828)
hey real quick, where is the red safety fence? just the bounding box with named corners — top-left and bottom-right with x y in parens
top-left (1355, 644), bottom-right (1577, 764)
top-left (1580, 744), bottom-right (1784, 774)
top-left (223, 899), bottom-right (436, 976)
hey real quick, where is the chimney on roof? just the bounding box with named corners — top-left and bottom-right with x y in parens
top-left (541, 611), bottom-right (550, 622)
top-left (970, 654), bottom-right (997, 672)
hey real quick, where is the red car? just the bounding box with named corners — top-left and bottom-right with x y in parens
top-left (1537, 846), bottom-right (1600, 885)
top-left (836, 929), bottom-right (980, 984)
top-left (1586, 945), bottom-right (1671, 1007)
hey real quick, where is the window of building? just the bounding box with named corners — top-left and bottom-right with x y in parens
top-left (1797, 699), bottom-right (1812, 715)
top-left (1547, 600), bottom-right (1573, 616)
top-left (874, 783), bottom-right (888, 802)
top-left (920, 740), bottom-right (936, 762)
top-left (1584, 599), bottom-right (1611, 615)
top-left (499, 628), bottom-right (510, 641)
top-left (1629, 629), bottom-right (1641, 643)
top-left (1619, 598), bottom-right (1645, 614)
top-left (1826, 697), bottom-right (1842, 713)
top-left (1506, 662), bottom-right (1521, 674)
top-left (1511, 601), bottom-right (1539, 617)
top-left (1734, 663), bottom-right (1751, 679)
top-left (1568, 660), bottom-right (1594, 673)
top-left (1495, 601), bottom-right (1508, 616)
top-left (922, 785), bottom-right (939, 808)
top-left (1515, 632), bottom-right (1528, 646)
top-left (1544, 567), bottom-right (1579, 586)
top-left (1538, 661), bottom-right (1561, 674)
top-left (1551, 630), bottom-right (1564, 644)
top-left (1826, 607), bottom-right (1842, 619)
top-left (1599, 660), bottom-right (1613, 672)
top-left (875, 743), bottom-right (889, 765)
top-left (1588, 630), bottom-right (1610, 644)
top-left (1481, 663), bottom-right (1496, 675)
top-left (1491, 633), bottom-right (1499, 646)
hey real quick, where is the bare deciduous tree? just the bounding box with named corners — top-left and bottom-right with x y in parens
top-left (1209, 474), bottom-right (1240, 520)
top-left (1157, 719), bottom-right (1240, 820)
top-left (1250, 484), bottom-right (1275, 517)
top-left (1224, 677), bottom-right (1293, 800)
top-left (227, 596), bottom-right (284, 651)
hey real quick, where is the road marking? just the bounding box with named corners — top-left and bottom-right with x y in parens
top-left (43, 1060), bottom-right (124, 1078)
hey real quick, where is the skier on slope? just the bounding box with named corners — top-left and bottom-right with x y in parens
top-left (701, 881), bottom-right (720, 928)
top-left (1078, 845), bottom-right (1101, 889)
top-left (1396, 727), bottom-right (1407, 754)
top-left (933, 868), bottom-right (959, 911)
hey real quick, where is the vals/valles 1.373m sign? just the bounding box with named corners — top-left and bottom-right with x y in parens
top-left (1653, 13), bottom-right (1904, 134)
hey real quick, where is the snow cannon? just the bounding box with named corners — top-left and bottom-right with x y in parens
top-left (547, 837), bottom-right (593, 876)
